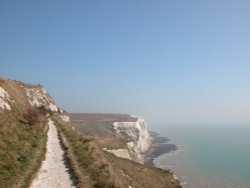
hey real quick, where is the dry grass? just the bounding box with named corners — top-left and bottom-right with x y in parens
top-left (0, 110), bottom-right (48, 188)
top-left (53, 114), bottom-right (182, 188)
top-left (53, 115), bottom-right (114, 188)
top-left (0, 78), bottom-right (48, 188)
top-left (0, 77), bottom-right (181, 188)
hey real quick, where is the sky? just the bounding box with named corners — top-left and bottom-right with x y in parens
top-left (1, 0), bottom-right (250, 125)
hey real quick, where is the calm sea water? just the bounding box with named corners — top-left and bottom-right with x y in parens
top-left (148, 124), bottom-right (250, 188)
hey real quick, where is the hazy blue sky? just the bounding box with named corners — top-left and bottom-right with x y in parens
top-left (1, 0), bottom-right (250, 124)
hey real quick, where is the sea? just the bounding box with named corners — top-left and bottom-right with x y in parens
top-left (148, 124), bottom-right (250, 188)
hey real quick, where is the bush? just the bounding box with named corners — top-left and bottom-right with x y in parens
top-left (23, 106), bottom-right (48, 126)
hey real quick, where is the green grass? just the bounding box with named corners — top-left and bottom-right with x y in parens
top-left (0, 109), bottom-right (48, 188)
top-left (53, 116), bottom-right (115, 188)
top-left (53, 115), bottom-right (182, 188)
top-left (0, 75), bottom-right (181, 188)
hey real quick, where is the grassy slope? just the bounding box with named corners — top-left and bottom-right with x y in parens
top-left (54, 114), bottom-right (182, 188)
top-left (0, 77), bottom-right (181, 188)
top-left (69, 113), bottom-right (136, 149)
top-left (0, 78), bottom-right (48, 188)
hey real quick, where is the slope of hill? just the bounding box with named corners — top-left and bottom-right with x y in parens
top-left (70, 113), bottom-right (152, 163)
top-left (0, 77), bottom-right (181, 188)
top-left (0, 77), bottom-right (53, 187)
top-left (55, 114), bottom-right (182, 188)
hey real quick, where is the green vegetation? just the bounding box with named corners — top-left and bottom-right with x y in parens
top-left (0, 77), bottom-right (181, 188)
top-left (53, 116), bottom-right (114, 188)
top-left (0, 109), bottom-right (48, 188)
top-left (0, 78), bottom-right (49, 188)
top-left (53, 115), bottom-right (182, 188)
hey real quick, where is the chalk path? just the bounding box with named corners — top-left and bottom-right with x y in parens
top-left (30, 119), bottom-right (76, 188)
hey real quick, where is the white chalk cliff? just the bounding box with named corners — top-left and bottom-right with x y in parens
top-left (0, 86), bottom-right (14, 110)
top-left (24, 86), bottom-right (70, 122)
top-left (24, 87), bottom-right (58, 112)
top-left (0, 79), bottom-right (70, 122)
top-left (105, 116), bottom-right (151, 163)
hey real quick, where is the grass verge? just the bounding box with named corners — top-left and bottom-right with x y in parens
top-left (53, 115), bottom-right (116, 188)
top-left (53, 114), bottom-right (182, 188)
top-left (0, 110), bottom-right (48, 188)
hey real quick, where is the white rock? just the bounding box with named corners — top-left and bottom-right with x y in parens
top-left (48, 103), bottom-right (58, 112)
top-left (127, 142), bottom-right (134, 149)
top-left (60, 115), bottom-right (70, 122)
top-left (103, 148), bottom-right (132, 160)
top-left (24, 87), bottom-right (58, 112)
top-left (113, 115), bottom-right (151, 163)
top-left (0, 87), bottom-right (13, 110)
top-left (41, 87), bottom-right (48, 94)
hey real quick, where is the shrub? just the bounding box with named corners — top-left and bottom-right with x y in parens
top-left (23, 106), bottom-right (48, 126)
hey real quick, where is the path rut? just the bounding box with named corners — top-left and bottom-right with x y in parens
top-left (30, 119), bottom-right (76, 188)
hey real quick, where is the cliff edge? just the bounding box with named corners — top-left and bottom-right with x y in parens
top-left (0, 77), bottom-right (181, 188)
top-left (104, 116), bottom-right (151, 163)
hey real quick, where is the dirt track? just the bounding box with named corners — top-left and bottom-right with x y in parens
top-left (30, 119), bottom-right (76, 188)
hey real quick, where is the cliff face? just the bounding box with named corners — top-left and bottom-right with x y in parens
top-left (0, 77), bottom-right (69, 122)
top-left (0, 86), bottom-right (14, 110)
top-left (0, 77), bottom-right (57, 188)
top-left (105, 116), bottom-right (151, 163)
top-left (59, 114), bottom-right (182, 188)
top-left (0, 78), bottom-right (57, 112)
top-left (24, 87), bottom-right (58, 112)
top-left (0, 77), bottom-right (181, 188)
top-left (70, 113), bottom-right (182, 188)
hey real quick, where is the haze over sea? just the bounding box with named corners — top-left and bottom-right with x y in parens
top-left (149, 124), bottom-right (250, 188)
top-left (1, 2), bottom-right (250, 187)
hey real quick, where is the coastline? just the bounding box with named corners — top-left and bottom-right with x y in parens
top-left (144, 131), bottom-right (184, 187)
top-left (144, 131), bottom-right (177, 166)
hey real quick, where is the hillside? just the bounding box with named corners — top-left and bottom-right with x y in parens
top-left (0, 77), bottom-right (181, 188)
top-left (0, 77), bottom-right (54, 187)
